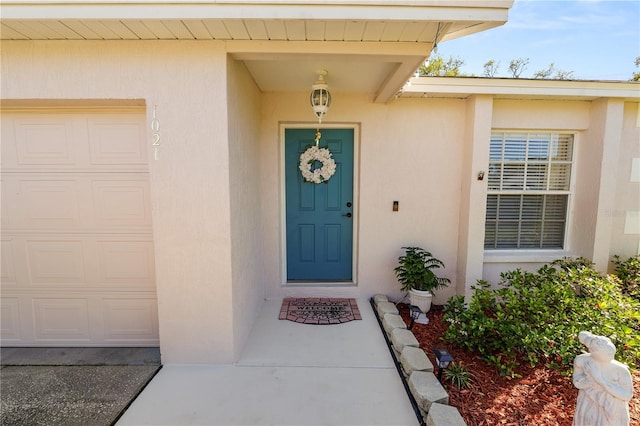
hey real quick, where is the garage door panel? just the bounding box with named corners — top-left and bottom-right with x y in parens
top-left (1, 108), bottom-right (158, 347)
top-left (5, 175), bottom-right (152, 231)
top-left (2, 112), bottom-right (147, 172)
top-left (15, 178), bottom-right (83, 228)
top-left (96, 240), bottom-right (155, 286)
top-left (8, 235), bottom-right (155, 290)
top-left (1, 292), bottom-right (159, 346)
top-left (1, 298), bottom-right (22, 342)
top-left (103, 298), bottom-right (158, 342)
top-left (26, 240), bottom-right (87, 284)
top-left (3, 176), bottom-right (85, 229)
top-left (88, 116), bottom-right (147, 165)
top-left (1, 180), bottom-right (10, 229)
top-left (14, 117), bottom-right (77, 166)
top-left (92, 179), bottom-right (152, 227)
top-left (33, 298), bottom-right (91, 343)
top-left (1, 239), bottom-right (17, 285)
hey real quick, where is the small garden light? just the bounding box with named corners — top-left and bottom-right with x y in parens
top-left (408, 305), bottom-right (422, 330)
top-left (434, 348), bottom-right (454, 381)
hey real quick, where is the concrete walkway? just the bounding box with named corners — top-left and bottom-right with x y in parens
top-left (117, 298), bottom-right (419, 426)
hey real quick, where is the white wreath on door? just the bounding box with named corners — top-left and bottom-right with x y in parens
top-left (299, 145), bottom-right (337, 184)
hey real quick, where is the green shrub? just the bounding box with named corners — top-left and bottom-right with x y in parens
top-left (613, 254), bottom-right (640, 302)
top-left (552, 256), bottom-right (595, 271)
top-left (443, 261), bottom-right (640, 377)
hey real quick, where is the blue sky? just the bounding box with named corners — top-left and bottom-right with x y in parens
top-left (438, 0), bottom-right (640, 81)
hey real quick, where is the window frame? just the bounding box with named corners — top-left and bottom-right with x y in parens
top-left (484, 130), bottom-right (577, 252)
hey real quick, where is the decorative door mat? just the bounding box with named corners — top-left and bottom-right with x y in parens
top-left (279, 298), bottom-right (362, 324)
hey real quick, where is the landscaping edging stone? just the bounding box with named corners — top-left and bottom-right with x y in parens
top-left (373, 294), bottom-right (389, 304)
top-left (372, 294), bottom-right (467, 426)
top-left (376, 301), bottom-right (399, 317)
top-left (390, 328), bottom-right (419, 353)
top-left (400, 346), bottom-right (434, 376)
top-left (427, 403), bottom-right (467, 426)
top-left (383, 313), bottom-right (407, 335)
top-left (408, 371), bottom-right (449, 413)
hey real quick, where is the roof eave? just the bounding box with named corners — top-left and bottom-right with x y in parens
top-left (401, 76), bottom-right (640, 101)
top-left (1, 1), bottom-right (514, 21)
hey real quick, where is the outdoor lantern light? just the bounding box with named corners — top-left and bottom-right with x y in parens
top-left (408, 305), bottom-right (422, 330)
top-left (434, 348), bottom-right (455, 381)
top-left (310, 69), bottom-right (331, 123)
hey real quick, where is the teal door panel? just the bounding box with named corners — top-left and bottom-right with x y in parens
top-left (285, 128), bottom-right (354, 281)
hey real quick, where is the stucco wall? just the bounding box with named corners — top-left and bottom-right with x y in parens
top-left (3, 40), bottom-right (637, 360)
top-left (576, 99), bottom-right (624, 270)
top-left (1, 40), bottom-right (236, 364)
top-left (492, 99), bottom-right (591, 130)
top-left (260, 93), bottom-right (465, 303)
top-left (226, 56), bottom-right (264, 358)
top-left (609, 102), bottom-right (640, 263)
top-left (457, 95), bottom-right (493, 301)
top-left (260, 93), bottom-right (639, 299)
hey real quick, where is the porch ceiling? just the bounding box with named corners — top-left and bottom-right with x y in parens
top-left (0, 1), bottom-right (513, 102)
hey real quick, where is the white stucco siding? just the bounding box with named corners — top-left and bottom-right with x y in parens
top-left (260, 93), bottom-right (465, 303)
top-left (492, 99), bottom-right (592, 130)
top-left (457, 95), bottom-right (493, 302)
top-left (359, 97), bottom-right (464, 304)
top-left (226, 56), bottom-right (265, 359)
top-left (609, 102), bottom-right (640, 261)
top-left (573, 99), bottom-right (624, 270)
top-left (1, 40), bottom-right (236, 364)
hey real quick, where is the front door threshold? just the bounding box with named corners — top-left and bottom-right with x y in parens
top-left (285, 280), bottom-right (356, 287)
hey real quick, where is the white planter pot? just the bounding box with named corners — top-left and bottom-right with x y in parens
top-left (409, 289), bottom-right (433, 313)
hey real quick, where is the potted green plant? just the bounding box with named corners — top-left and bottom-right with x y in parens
top-left (394, 246), bottom-right (450, 313)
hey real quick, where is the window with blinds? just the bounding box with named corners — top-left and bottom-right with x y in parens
top-left (485, 132), bottom-right (574, 249)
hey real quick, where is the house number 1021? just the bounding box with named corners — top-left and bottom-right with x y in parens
top-left (151, 105), bottom-right (160, 160)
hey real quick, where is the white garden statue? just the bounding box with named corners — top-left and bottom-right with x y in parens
top-left (572, 331), bottom-right (633, 426)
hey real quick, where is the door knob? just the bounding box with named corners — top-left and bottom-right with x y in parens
top-left (346, 202), bottom-right (352, 207)
top-left (343, 212), bottom-right (352, 218)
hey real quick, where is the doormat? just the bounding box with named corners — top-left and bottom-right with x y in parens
top-left (279, 298), bottom-right (362, 324)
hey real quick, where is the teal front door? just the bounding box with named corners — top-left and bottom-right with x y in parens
top-left (285, 128), bottom-right (354, 281)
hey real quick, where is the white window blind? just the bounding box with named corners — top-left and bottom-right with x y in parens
top-left (485, 132), bottom-right (574, 249)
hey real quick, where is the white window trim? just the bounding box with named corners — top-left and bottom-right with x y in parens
top-left (484, 249), bottom-right (576, 264)
top-left (485, 129), bottom-right (579, 252)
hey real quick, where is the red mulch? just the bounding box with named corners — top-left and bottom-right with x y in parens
top-left (397, 304), bottom-right (640, 426)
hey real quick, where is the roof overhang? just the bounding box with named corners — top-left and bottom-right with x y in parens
top-left (0, 1), bottom-right (514, 103)
top-left (401, 77), bottom-right (640, 102)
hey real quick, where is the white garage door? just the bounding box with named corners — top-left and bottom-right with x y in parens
top-left (1, 108), bottom-right (159, 347)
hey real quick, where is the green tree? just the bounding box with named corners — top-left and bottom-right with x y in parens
top-left (632, 56), bottom-right (640, 81)
top-left (554, 69), bottom-right (575, 80)
top-left (532, 63), bottom-right (554, 79)
top-left (533, 63), bottom-right (575, 80)
top-left (483, 59), bottom-right (500, 77)
top-left (508, 57), bottom-right (529, 78)
top-left (419, 55), bottom-right (465, 76)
